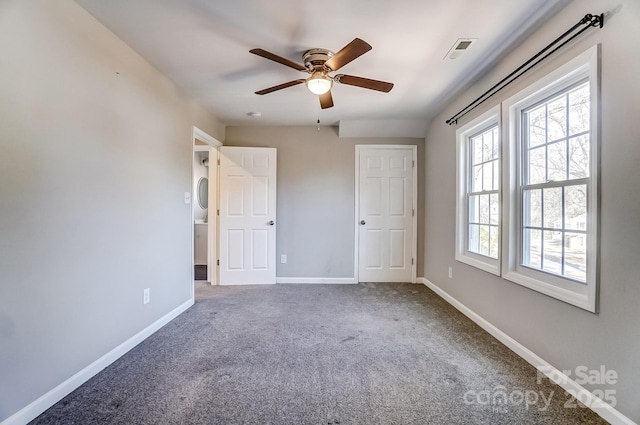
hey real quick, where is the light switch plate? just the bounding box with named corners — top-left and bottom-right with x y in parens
top-left (184, 192), bottom-right (191, 204)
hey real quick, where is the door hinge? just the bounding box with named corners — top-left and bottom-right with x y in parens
top-left (412, 258), bottom-right (414, 265)
top-left (216, 259), bottom-right (220, 266)
top-left (217, 159), bottom-right (221, 165)
top-left (217, 209), bottom-right (220, 216)
top-left (412, 160), bottom-right (415, 168)
top-left (412, 209), bottom-right (415, 217)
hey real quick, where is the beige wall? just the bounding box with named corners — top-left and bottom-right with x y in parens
top-left (0, 0), bottom-right (224, 421)
top-left (423, 0), bottom-right (640, 421)
top-left (225, 126), bottom-right (425, 278)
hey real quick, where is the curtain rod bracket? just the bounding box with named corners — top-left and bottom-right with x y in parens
top-left (581, 13), bottom-right (604, 28)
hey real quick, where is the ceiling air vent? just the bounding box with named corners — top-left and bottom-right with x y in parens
top-left (444, 38), bottom-right (477, 60)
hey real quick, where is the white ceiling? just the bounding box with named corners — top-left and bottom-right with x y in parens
top-left (75, 0), bottom-right (570, 128)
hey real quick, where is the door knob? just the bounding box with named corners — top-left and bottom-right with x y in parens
top-left (268, 220), bottom-right (275, 226)
top-left (360, 220), bottom-right (366, 225)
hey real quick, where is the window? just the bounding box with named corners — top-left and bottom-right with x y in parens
top-left (456, 106), bottom-right (501, 275)
top-left (503, 45), bottom-right (599, 312)
top-left (521, 82), bottom-right (590, 282)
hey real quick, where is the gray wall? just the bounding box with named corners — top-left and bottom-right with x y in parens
top-left (423, 0), bottom-right (640, 421)
top-left (0, 0), bottom-right (224, 421)
top-left (225, 126), bottom-right (425, 278)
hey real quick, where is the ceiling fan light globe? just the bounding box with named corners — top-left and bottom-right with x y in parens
top-left (306, 76), bottom-right (332, 95)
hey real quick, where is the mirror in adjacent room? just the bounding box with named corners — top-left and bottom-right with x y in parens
top-left (197, 177), bottom-right (208, 210)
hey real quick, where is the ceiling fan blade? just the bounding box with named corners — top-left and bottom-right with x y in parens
top-left (324, 38), bottom-right (372, 71)
top-left (255, 79), bottom-right (306, 95)
top-left (319, 91), bottom-right (334, 109)
top-left (336, 75), bottom-right (394, 92)
top-left (250, 48), bottom-right (307, 71)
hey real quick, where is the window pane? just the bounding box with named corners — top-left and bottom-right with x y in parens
top-left (483, 162), bottom-right (493, 191)
top-left (547, 95), bottom-right (567, 141)
top-left (472, 164), bottom-right (483, 192)
top-left (490, 193), bottom-right (499, 225)
top-left (564, 232), bottom-right (587, 282)
top-left (469, 224), bottom-right (480, 253)
top-left (492, 127), bottom-right (500, 159)
top-left (542, 230), bottom-right (563, 274)
top-left (547, 140), bottom-right (567, 182)
top-left (483, 131), bottom-right (494, 161)
top-left (472, 136), bottom-right (483, 165)
top-left (568, 135), bottom-right (590, 179)
top-left (493, 158), bottom-right (500, 190)
top-left (527, 105), bottom-right (546, 148)
top-left (523, 228), bottom-right (542, 268)
top-left (524, 189), bottom-right (542, 228)
top-left (569, 83), bottom-right (589, 136)
top-left (565, 185), bottom-right (587, 230)
top-left (543, 187), bottom-right (562, 229)
top-left (479, 225), bottom-right (490, 256)
top-left (490, 226), bottom-right (499, 259)
top-left (528, 146), bottom-right (546, 184)
top-left (469, 194), bottom-right (480, 223)
top-left (479, 194), bottom-right (490, 224)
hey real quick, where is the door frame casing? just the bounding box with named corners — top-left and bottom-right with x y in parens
top-left (354, 145), bottom-right (418, 283)
top-left (191, 126), bottom-right (222, 296)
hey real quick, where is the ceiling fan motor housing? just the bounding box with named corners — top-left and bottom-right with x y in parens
top-left (303, 48), bottom-right (334, 71)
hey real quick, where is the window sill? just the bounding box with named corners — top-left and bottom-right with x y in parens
top-left (502, 269), bottom-right (596, 312)
top-left (455, 252), bottom-right (500, 276)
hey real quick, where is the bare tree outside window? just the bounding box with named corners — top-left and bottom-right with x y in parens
top-left (468, 125), bottom-right (500, 259)
top-left (522, 81), bottom-right (589, 282)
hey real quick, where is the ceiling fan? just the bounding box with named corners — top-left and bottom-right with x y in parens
top-left (250, 38), bottom-right (394, 109)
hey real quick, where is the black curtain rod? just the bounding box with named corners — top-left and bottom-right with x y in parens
top-left (445, 13), bottom-right (604, 125)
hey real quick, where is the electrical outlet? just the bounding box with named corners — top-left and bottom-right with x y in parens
top-left (448, 267), bottom-right (453, 279)
top-left (143, 288), bottom-right (150, 304)
top-left (280, 254), bottom-right (287, 264)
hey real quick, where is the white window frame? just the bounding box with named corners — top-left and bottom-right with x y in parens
top-left (455, 105), bottom-right (501, 275)
top-left (502, 45), bottom-right (600, 312)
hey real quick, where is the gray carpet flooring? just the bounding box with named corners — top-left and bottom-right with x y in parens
top-left (31, 282), bottom-right (607, 424)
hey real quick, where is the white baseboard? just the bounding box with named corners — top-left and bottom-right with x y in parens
top-left (2, 298), bottom-right (194, 425)
top-left (417, 277), bottom-right (636, 425)
top-left (276, 277), bottom-right (357, 284)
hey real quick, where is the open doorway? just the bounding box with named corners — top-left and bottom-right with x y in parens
top-left (192, 127), bottom-right (221, 290)
top-left (193, 149), bottom-right (209, 280)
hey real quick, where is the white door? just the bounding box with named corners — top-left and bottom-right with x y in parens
top-left (357, 146), bottom-right (416, 282)
top-left (219, 147), bottom-right (277, 285)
